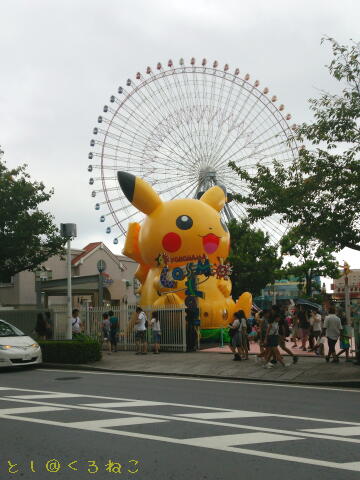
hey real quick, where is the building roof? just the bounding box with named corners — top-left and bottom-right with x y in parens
top-left (71, 242), bottom-right (102, 265)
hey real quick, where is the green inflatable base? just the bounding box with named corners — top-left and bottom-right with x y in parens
top-left (200, 328), bottom-right (230, 344)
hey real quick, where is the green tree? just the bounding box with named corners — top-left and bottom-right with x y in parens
top-left (280, 226), bottom-right (340, 297)
top-left (0, 153), bottom-right (65, 280)
top-left (229, 38), bottom-right (360, 251)
top-left (228, 219), bottom-right (282, 299)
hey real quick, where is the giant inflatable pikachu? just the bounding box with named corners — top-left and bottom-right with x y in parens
top-left (117, 171), bottom-right (252, 328)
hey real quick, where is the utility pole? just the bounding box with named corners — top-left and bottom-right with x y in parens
top-left (60, 223), bottom-right (77, 339)
top-left (343, 262), bottom-right (351, 326)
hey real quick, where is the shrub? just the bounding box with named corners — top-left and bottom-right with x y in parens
top-left (39, 336), bottom-right (102, 364)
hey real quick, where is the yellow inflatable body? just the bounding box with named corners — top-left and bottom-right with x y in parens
top-left (118, 172), bottom-right (252, 328)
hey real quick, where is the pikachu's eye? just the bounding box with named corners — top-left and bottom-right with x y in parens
top-left (176, 215), bottom-right (193, 230)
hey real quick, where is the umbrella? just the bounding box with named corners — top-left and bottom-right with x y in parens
top-left (295, 298), bottom-right (322, 311)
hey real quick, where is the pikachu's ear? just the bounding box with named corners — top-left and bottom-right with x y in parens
top-left (117, 171), bottom-right (162, 215)
top-left (200, 185), bottom-right (226, 212)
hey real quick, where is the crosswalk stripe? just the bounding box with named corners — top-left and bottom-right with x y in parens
top-left (340, 462), bottom-right (360, 471)
top-left (68, 417), bottom-right (168, 429)
top-left (181, 432), bottom-right (302, 447)
top-left (81, 401), bottom-right (166, 408)
top-left (6, 393), bottom-right (84, 400)
top-left (303, 426), bottom-right (360, 436)
top-left (0, 406), bottom-right (67, 415)
top-left (177, 410), bottom-right (272, 419)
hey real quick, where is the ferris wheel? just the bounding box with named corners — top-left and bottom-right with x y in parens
top-left (88, 58), bottom-right (298, 245)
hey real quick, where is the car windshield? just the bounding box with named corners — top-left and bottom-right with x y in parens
top-left (0, 320), bottom-right (25, 337)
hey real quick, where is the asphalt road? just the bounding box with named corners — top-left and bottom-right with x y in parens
top-left (1, 367), bottom-right (360, 480)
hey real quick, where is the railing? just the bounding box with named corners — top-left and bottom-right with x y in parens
top-left (0, 309), bottom-right (52, 336)
top-left (52, 304), bottom-right (187, 352)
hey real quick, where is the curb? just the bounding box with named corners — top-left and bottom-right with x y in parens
top-left (42, 363), bottom-right (360, 389)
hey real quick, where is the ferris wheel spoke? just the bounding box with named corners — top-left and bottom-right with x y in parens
top-left (225, 141), bottom-right (295, 170)
top-left (207, 75), bottom-right (238, 161)
top-left (216, 119), bottom-right (292, 169)
top-left (211, 79), bottom-right (256, 162)
top-left (155, 178), bottom-right (197, 197)
top-left (169, 177), bottom-right (200, 200)
top-left (207, 71), bottom-right (237, 161)
top-left (112, 88), bottom-right (196, 167)
top-left (163, 71), bottom-right (206, 161)
top-left (135, 73), bottom-right (204, 164)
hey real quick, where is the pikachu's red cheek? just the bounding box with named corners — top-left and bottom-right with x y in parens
top-left (162, 232), bottom-right (182, 252)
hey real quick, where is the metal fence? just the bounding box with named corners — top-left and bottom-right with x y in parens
top-left (0, 309), bottom-right (52, 336)
top-left (52, 304), bottom-right (187, 352)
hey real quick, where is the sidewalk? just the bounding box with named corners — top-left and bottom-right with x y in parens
top-left (47, 350), bottom-right (360, 388)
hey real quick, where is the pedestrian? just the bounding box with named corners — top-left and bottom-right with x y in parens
top-left (278, 314), bottom-right (298, 364)
top-left (228, 310), bottom-right (247, 361)
top-left (257, 309), bottom-right (270, 360)
top-left (135, 306), bottom-right (148, 355)
top-left (102, 312), bottom-right (111, 353)
top-left (338, 315), bottom-right (351, 362)
top-left (351, 302), bottom-right (360, 365)
top-left (309, 310), bottom-right (322, 350)
top-left (150, 311), bottom-right (161, 354)
top-left (263, 314), bottom-right (287, 368)
top-left (324, 305), bottom-right (342, 363)
top-left (34, 312), bottom-right (48, 340)
top-left (229, 310), bottom-right (246, 361)
top-left (298, 306), bottom-right (311, 351)
top-left (44, 311), bottom-right (53, 339)
top-left (70, 309), bottom-right (83, 338)
top-left (291, 309), bottom-right (300, 348)
top-left (108, 310), bottom-right (119, 353)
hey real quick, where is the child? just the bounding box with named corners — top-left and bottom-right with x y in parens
top-left (338, 317), bottom-right (351, 361)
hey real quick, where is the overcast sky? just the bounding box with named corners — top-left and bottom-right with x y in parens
top-left (1, 0), bottom-right (359, 274)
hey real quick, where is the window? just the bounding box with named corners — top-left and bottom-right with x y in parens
top-left (0, 272), bottom-right (14, 286)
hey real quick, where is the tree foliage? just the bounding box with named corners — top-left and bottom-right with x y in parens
top-left (0, 155), bottom-right (65, 280)
top-left (280, 226), bottom-right (340, 296)
top-left (229, 38), bottom-right (360, 251)
top-left (228, 219), bottom-right (282, 298)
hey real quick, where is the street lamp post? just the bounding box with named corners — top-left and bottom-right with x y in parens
top-left (60, 223), bottom-right (77, 340)
top-left (343, 262), bottom-right (351, 326)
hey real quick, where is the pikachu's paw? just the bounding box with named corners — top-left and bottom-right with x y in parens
top-left (153, 293), bottom-right (183, 307)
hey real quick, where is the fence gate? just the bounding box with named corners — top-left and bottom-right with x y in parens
top-left (52, 304), bottom-right (187, 352)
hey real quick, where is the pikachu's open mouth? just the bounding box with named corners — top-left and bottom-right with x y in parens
top-left (201, 233), bottom-right (220, 254)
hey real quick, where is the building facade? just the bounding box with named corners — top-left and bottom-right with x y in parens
top-left (0, 242), bottom-right (138, 308)
top-left (332, 268), bottom-right (360, 304)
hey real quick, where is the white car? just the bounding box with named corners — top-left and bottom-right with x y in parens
top-left (0, 319), bottom-right (42, 368)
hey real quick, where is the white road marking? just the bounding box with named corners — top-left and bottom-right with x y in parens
top-left (82, 401), bottom-right (166, 408)
top-left (68, 417), bottom-right (167, 429)
top-left (182, 432), bottom-right (302, 447)
top-left (39, 368), bottom-right (360, 393)
top-left (2, 412), bottom-right (360, 473)
top-left (1, 393), bottom-right (360, 447)
top-left (7, 393), bottom-right (84, 400)
top-left (303, 426), bottom-right (360, 436)
top-left (0, 406), bottom-right (67, 415)
top-left (177, 410), bottom-right (272, 419)
top-left (3, 385), bottom-right (359, 427)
